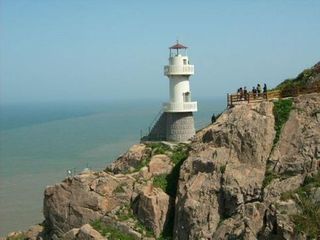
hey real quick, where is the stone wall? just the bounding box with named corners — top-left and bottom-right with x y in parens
top-left (145, 112), bottom-right (196, 142)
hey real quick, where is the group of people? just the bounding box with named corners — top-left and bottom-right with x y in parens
top-left (236, 83), bottom-right (267, 100)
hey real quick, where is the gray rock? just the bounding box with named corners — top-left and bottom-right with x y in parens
top-left (77, 224), bottom-right (105, 240)
top-left (44, 171), bottom-right (134, 237)
top-left (175, 102), bottom-right (275, 239)
top-left (106, 144), bottom-right (151, 174)
top-left (133, 185), bottom-right (173, 237)
top-left (269, 93), bottom-right (320, 175)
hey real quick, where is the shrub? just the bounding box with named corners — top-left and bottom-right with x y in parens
top-left (91, 219), bottom-right (136, 240)
top-left (6, 234), bottom-right (26, 240)
top-left (273, 98), bottom-right (293, 145)
top-left (262, 171), bottom-right (279, 188)
top-left (280, 172), bottom-right (320, 238)
top-left (153, 174), bottom-right (168, 191)
top-left (220, 165), bottom-right (226, 174)
top-left (148, 142), bottom-right (171, 155)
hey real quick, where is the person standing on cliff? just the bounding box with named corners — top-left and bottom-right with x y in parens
top-left (263, 83), bottom-right (267, 99)
top-left (244, 87), bottom-right (248, 101)
top-left (252, 86), bottom-right (257, 99)
top-left (211, 113), bottom-right (216, 124)
top-left (257, 84), bottom-right (262, 97)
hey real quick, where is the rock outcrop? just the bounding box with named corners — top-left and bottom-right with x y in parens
top-left (269, 93), bottom-right (320, 175)
top-left (44, 170), bottom-right (135, 237)
top-left (106, 144), bottom-right (151, 174)
top-left (174, 101), bottom-right (276, 239)
top-left (5, 92), bottom-right (319, 240)
top-left (133, 185), bottom-right (173, 237)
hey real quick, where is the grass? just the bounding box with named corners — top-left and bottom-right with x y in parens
top-left (220, 165), bottom-right (226, 174)
top-left (152, 144), bottom-right (189, 197)
top-left (134, 157), bottom-right (151, 172)
top-left (148, 142), bottom-right (171, 155)
top-left (151, 143), bottom-right (190, 238)
top-left (133, 142), bottom-right (172, 172)
top-left (262, 170), bottom-right (279, 188)
top-left (134, 220), bottom-right (154, 237)
top-left (113, 183), bottom-right (126, 194)
top-left (153, 174), bottom-right (168, 191)
top-left (115, 204), bottom-right (134, 222)
top-left (6, 234), bottom-right (26, 240)
top-left (273, 98), bottom-right (293, 145)
top-left (275, 68), bottom-right (319, 91)
top-left (279, 172), bottom-right (320, 238)
top-left (91, 219), bottom-right (136, 240)
top-left (113, 204), bottom-right (155, 237)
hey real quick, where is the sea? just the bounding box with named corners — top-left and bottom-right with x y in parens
top-left (0, 98), bottom-right (225, 236)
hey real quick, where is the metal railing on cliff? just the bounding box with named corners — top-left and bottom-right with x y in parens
top-left (227, 84), bottom-right (320, 107)
top-left (140, 108), bottom-right (163, 141)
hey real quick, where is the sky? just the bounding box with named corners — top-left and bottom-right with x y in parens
top-left (1, 0), bottom-right (320, 104)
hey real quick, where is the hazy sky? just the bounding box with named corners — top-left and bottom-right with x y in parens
top-left (1, 0), bottom-right (320, 104)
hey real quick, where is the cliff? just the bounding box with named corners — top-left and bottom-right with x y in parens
top-left (4, 64), bottom-right (320, 240)
top-left (5, 92), bottom-right (319, 240)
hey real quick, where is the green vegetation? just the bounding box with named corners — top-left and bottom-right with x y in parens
top-left (279, 172), bottom-right (320, 238)
top-left (113, 183), bottom-right (126, 194)
top-left (133, 142), bottom-right (172, 172)
top-left (273, 65), bottom-right (320, 98)
top-left (115, 204), bottom-right (134, 221)
top-left (150, 143), bottom-right (189, 238)
top-left (273, 98), bottom-right (293, 145)
top-left (134, 157), bottom-right (151, 172)
top-left (220, 165), bottom-right (226, 174)
top-left (134, 220), bottom-right (154, 237)
top-left (262, 170), bottom-right (279, 188)
top-left (148, 142), bottom-right (171, 155)
top-left (6, 234), bottom-right (26, 240)
top-left (152, 144), bottom-right (189, 197)
top-left (91, 220), bottom-right (136, 240)
top-left (153, 174), bottom-right (168, 191)
top-left (113, 204), bottom-right (154, 237)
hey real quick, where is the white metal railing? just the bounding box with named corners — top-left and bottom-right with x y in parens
top-left (163, 101), bottom-right (197, 112)
top-left (164, 65), bottom-right (194, 76)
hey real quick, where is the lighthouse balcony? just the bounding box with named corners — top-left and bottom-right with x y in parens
top-left (164, 65), bottom-right (194, 76)
top-left (163, 101), bottom-right (197, 112)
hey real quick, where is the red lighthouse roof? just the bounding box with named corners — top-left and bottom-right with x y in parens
top-left (169, 41), bottom-right (188, 49)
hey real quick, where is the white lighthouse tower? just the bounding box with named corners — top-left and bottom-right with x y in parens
top-left (163, 41), bottom-right (197, 141)
top-left (144, 41), bottom-right (197, 142)
top-left (164, 42), bottom-right (197, 113)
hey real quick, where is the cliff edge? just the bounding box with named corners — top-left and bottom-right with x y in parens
top-left (5, 92), bottom-right (319, 240)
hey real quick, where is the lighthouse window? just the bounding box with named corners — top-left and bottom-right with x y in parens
top-left (183, 59), bottom-right (187, 65)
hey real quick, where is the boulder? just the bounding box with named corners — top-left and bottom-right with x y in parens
top-left (148, 154), bottom-right (173, 176)
top-left (106, 144), bottom-right (151, 174)
top-left (175, 102), bottom-right (275, 239)
top-left (133, 185), bottom-right (173, 237)
top-left (77, 224), bottom-right (105, 240)
top-left (24, 224), bottom-right (44, 240)
top-left (263, 174), bottom-right (304, 205)
top-left (140, 154), bottom-right (174, 180)
top-left (44, 171), bottom-right (134, 237)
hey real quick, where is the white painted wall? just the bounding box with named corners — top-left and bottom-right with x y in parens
top-left (163, 53), bottom-right (197, 112)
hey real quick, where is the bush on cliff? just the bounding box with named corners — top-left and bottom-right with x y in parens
top-left (273, 98), bottom-right (293, 145)
top-left (280, 172), bottom-right (320, 238)
top-left (152, 144), bottom-right (189, 197)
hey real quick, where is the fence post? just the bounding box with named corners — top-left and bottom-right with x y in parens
top-left (227, 94), bottom-right (229, 107)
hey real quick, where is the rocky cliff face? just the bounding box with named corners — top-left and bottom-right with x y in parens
top-left (4, 93), bottom-right (320, 240)
top-left (174, 101), bottom-right (276, 239)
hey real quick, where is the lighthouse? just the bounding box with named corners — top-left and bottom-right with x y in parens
top-left (144, 41), bottom-right (197, 142)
